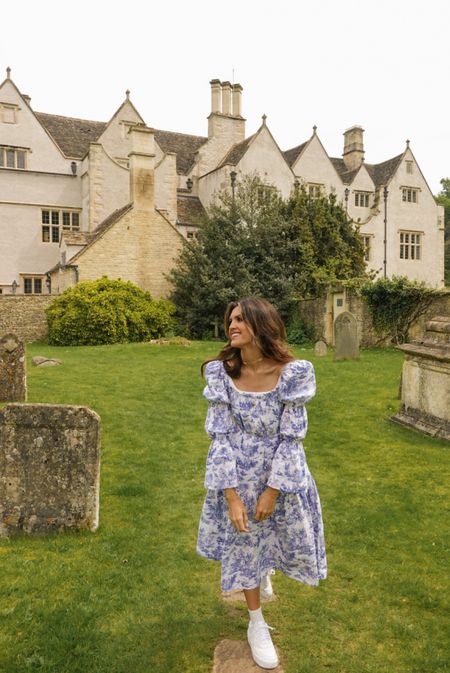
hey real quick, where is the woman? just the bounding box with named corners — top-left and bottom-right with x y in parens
top-left (197, 297), bottom-right (326, 670)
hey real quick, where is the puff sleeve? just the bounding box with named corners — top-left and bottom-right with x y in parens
top-left (267, 360), bottom-right (316, 493)
top-left (202, 361), bottom-right (238, 490)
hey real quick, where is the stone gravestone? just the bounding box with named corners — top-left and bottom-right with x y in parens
top-left (0, 404), bottom-right (101, 537)
top-left (334, 312), bottom-right (359, 361)
top-left (314, 340), bottom-right (328, 357)
top-left (0, 333), bottom-right (27, 402)
top-left (391, 315), bottom-right (450, 441)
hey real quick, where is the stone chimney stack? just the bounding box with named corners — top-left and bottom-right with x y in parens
top-left (343, 125), bottom-right (365, 171)
top-left (232, 84), bottom-right (243, 117)
top-left (206, 78), bottom-right (246, 150)
top-left (210, 79), bottom-right (221, 113)
top-left (128, 124), bottom-right (155, 211)
top-left (221, 81), bottom-right (232, 115)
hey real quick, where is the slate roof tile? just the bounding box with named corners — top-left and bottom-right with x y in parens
top-left (154, 129), bottom-right (207, 174)
top-left (35, 112), bottom-right (106, 158)
top-left (176, 194), bottom-right (206, 226)
top-left (283, 141), bottom-right (308, 167)
top-left (218, 135), bottom-right (254, 167)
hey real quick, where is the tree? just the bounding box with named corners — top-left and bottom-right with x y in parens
top-left (435, 177), bottom-right (450, 285)
top-left (169, 176), bottom-right (367, 338)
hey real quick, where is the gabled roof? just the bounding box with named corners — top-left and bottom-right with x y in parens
top-left (154, 129), bottom-right (207, 175)
top-left (48, 203), bottom-right (132, 273)
top-left (330, 154), bottom-right (404, 188)
top-left (365, 154), bottom-right (404, 188)
top-left (283, 141), bottom-right (308, 167)
top-left (176, 194), bottom-right (206, 226)
top-left (68, 203), bottom-right (133, 264)
top-left (35, 112), bottom-right (107, 158)
top-left (329, 158), bottom-right (359, 184)
top-left (218, 134), bottom-right (255, 168)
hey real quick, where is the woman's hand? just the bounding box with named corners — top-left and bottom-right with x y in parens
top-left (224, 489), bottom-right (250, 533)
top-left (254, 487), bottom-right (279, 522)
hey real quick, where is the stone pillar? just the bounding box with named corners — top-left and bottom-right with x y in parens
top-left (128, 124), bottom-right (155, 211)
top-left (0, 333), bottom-right (26, 402)
top-left (232, 83), bottom-right (243, 117)
top-left (221, 81), bottom-right (232, 115)
top-left (391, 316), bottom-right (450, 441)
top-left (0, 404), bottom-right (101, 536)
top-left (343, 126), bottom-right (365, 171)
top-left (210, 78), bottom-right (221, 113)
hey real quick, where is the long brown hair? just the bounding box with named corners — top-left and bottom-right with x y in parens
top-left (202, 297), bottom-right (293, 378)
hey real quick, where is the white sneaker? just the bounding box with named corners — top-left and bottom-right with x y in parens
top-left (260, 570), bottom-right (275, 599)
top-left (247, 621), bottom-right (279, 669)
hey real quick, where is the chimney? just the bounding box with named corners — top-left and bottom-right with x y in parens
top-left (210, 79), bottom-right (221, 113)
top-left (232, 84), bottom-right (243, 117)
top-left (222, 81), bottom-right (232, 115)
top-left (343, 125), bottom-right (365, 171)
top-left (128, 124), bottom-right (155, 211)
top-left (22, 94), bottom-right (31, 105)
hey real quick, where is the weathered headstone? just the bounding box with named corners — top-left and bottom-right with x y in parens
top-left (314, 340), bottom-right (328, 357)
top-left (0, 333), bottom-right (26, 402)
top-left (334, 312), bottom-right (359, 361)
top-left (212, 640), bottom-right (283, 673)
top-left (0, 404), bottom-right (101, 536)
top-left (391, 315), bottom-right (450, 441)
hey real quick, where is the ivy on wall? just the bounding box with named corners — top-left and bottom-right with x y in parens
top-left (359, 276), bottom-right (447, 344)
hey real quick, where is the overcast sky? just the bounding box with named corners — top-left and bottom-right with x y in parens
top-left (2, 0), bottom-right (449, 193)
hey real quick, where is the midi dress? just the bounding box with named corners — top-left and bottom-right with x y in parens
top-left (197, 359), bottom-right (327, 592)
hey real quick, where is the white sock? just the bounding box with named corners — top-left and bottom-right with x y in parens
top-left (249, 607), bottom-right (264, 624)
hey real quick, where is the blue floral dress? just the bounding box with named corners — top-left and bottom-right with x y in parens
top-left (197, 359), bottom-right (327, 592)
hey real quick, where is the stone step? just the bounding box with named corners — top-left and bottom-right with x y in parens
top-left (213, 639), bottom-right (284, 673)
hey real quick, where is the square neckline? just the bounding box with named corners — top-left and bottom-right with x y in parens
top-left (225, 361), bottom-right (291, 395)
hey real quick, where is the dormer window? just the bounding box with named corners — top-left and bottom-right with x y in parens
top-left (354, 192), bottom-right (370, 207)
top-left (0, 146), bottom-right (27, 169)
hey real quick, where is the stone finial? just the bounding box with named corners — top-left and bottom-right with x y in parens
top-left (0, 333), bottom-right (26, 402)
top-left (313, 125), bottom-right (317, 135)
top-left (262, 114), bottom-right (267, 125)
top-left (126, 89), bottom-right (130, 100)
top-left (406, 139), bottom-right (410, 148)
top-left (6, 66), bottom-right (11, 79)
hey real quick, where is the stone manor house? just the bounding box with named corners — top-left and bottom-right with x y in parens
top-left (0, 68), bottom-right (445, 298)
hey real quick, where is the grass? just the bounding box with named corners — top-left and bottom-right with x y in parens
top-left (0, 341), bottom-right (449, 673)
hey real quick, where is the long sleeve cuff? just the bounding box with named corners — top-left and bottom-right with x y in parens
top-left (267, 437), bottom-right (307, 493)
top-left (204, 436), bottom-right (238, 490)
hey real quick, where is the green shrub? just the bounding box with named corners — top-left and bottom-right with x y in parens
top-left (46, 277), bottom-right (175, 345)
top-left (286, 314), bottom-right (315, 345)
top-left (360, 276), bottom-right (446, 344)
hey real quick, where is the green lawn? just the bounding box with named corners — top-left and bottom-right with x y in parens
top-left (0, 342), bottom-right (448, 673)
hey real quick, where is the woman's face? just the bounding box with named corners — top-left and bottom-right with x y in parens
top-left (228, 304), bottom-right (254, 349)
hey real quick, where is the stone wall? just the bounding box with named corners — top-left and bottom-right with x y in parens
top-left (298, 289), bottom-right (450, 347)
top-left (0, 295), bottom-right (53, 342)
